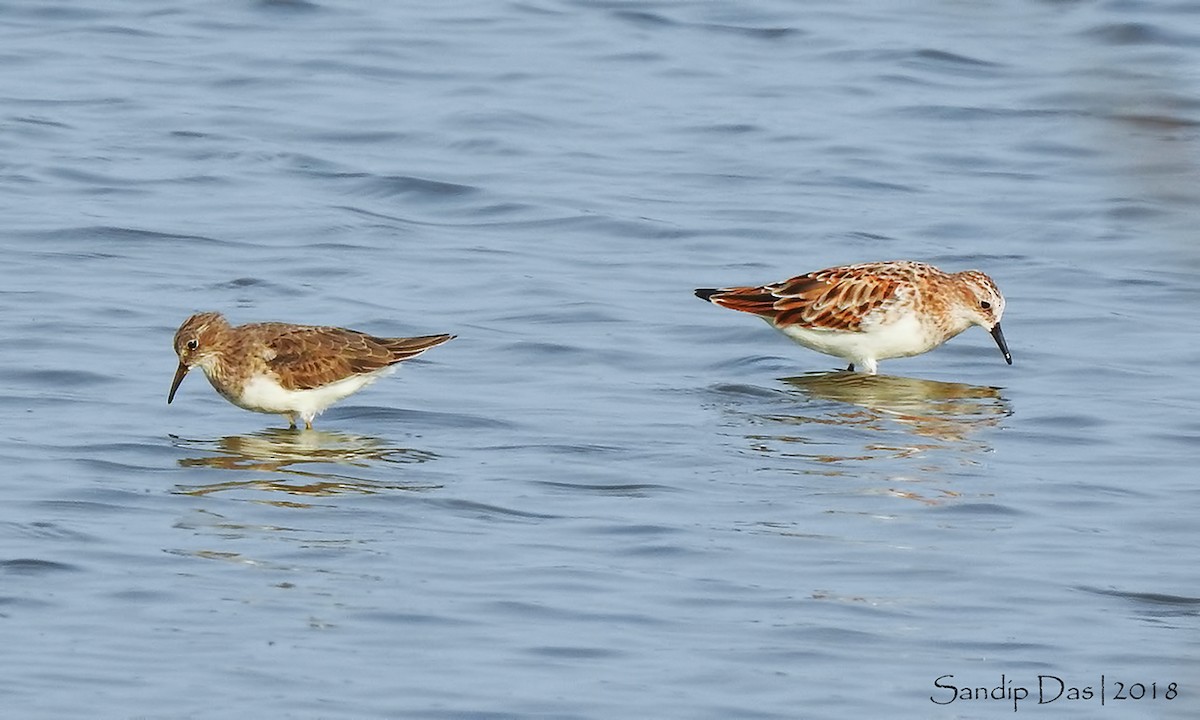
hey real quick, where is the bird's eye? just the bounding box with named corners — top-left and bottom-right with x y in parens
top-left (186, 339), bottom-right (199, 350)
top-left (980, 301), bottom-right (992, 310)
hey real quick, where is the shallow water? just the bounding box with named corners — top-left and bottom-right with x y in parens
top-left (2, 1), bottom-right (1199, 718)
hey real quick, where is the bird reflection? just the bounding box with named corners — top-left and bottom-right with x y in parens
top-left (729, 371), bottom-right (1012, 497)
top-left (779, 371), bottom-right (1010, 444)
top-left (171, 427), bottom-right (441, 500)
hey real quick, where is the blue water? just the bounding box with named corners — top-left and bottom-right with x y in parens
top-left (2, 1), bottom-right (1198, 718)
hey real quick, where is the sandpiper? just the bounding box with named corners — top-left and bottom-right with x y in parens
top-left (168, 312), bottom-right (453, 429)
top-left (695, 260), bottom-right (1011, 374)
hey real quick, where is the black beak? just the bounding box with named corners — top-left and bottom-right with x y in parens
top-left (990, 323), bottom-right (1012, 365)
top-left (168, 362), bottom-right (190, 404)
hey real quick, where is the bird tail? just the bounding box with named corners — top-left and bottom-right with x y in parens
top-left (693, 286), bottom-right (781, 317)
top-left (384, 334), bottom-right (455, 362)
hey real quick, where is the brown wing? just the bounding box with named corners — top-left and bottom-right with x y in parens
top-left (262, 325), bottom-right (453, 391)
top-left (699, 264), bottom-right (909, 332)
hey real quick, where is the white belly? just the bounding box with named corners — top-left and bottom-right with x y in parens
top-left (775, 313), bottom-right (942, 365)
top-left (217, 368), bottom-right (395, 420)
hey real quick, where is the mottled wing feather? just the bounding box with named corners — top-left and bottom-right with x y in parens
top-left (265, 327), bottom-right (382, 390)
top-left (708, 265), bottom-right (908, 332)
top-left (263, 326), bottom-right (453, 391)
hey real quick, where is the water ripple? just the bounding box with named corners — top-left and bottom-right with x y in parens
top-left (3, 0), bottom-right (1198, 716)
top-left (0, 559), bottom-right (81, 575)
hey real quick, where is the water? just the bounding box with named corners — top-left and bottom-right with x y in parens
top-left (2, 1), bottom-right (1198, 717)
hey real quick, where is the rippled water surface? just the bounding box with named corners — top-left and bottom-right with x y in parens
top-left (2, 1), bottom-right (1199, 718)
